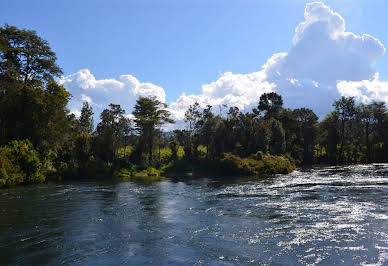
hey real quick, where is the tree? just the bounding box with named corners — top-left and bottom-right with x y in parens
top-left (0, 25), bottom-right (70, 162)
top-left (293, 108), bottom-right (318, 164)
top-left (224, 106), bottom-right (241, 154)
top-left (236, 111), bottom-right (260, 157)
top-left (184, 102), bottom-right (201, 158)
top-left (369, 102), bottom-right (388, 161)
top-left (269, 118), bottom-right (286, 156)
top-left (358, 103), bottom-right (375, 163)
top-left (0, 24), bottom-right (62, 87)
top-left (196, 105), bottom-right (218, 159)
top-left (132, 96), bottom-right (174, 165)
top-left (279, 108), bottom-right (298, 156)
top-left (333, 97), bottom-right (357, 163)
top-left (320, 112), bottom-right (340, 164)
top-left (258, 92), bottom-right (283, 118)
top-left (96, 104), bottom-right (131, 163)
top-left (0, 139), bottom-right (44, 187)
top-left (79, 101), bottom-right (94, 134)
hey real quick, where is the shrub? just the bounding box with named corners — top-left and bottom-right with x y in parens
top-left (220, 152), bottom-right (295, 176)
top-left (0, 140), bottom-right (45, 187)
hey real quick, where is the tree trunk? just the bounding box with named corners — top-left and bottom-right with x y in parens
top-left (148, 133), bottom-right (153, 166)
top-left (366, 122), bottom-right (370, 163)
top-left (339, 119), bottom-right (345, 164)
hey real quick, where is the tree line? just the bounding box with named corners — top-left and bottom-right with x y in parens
top-left (1, 24), bottom-right (388, 186)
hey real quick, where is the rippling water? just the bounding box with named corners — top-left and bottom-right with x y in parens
top-left (1, 164), bottom-right (388, 265)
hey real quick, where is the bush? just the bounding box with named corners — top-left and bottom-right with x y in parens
top-left (220, 152), bottom-right (295, 176)
top-left (0, 140), bottom-right (45, 187)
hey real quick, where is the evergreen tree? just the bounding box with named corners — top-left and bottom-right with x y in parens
top-left (79, 102), bottom-right (94, 134)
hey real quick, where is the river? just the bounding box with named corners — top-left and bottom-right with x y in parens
top-left (1, 164), bottom-right (388, 265)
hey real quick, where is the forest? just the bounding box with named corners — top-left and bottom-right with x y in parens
top-left (1, 24), bottom-right (388, 187)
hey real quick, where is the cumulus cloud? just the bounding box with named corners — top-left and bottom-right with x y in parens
top-left (263, 1), bottom-right (385, 115)
top-left (337, 73), bottom-right (388, 104)
top-left (273, 1), bottom-right (384, 83)
top-left (168, 1), bottom-right (386, 119)
top-left (168, 71), bottom-right (274, 121)
top-left (61, 2), bottom-right (387, 127)
top-left (60, 69), bottom-right (166, 122)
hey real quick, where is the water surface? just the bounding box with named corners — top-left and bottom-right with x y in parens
top-left (1, 164), bottom-right (388, 265)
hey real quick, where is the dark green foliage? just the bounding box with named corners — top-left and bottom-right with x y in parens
top-left (334, 97), bottom-right (357, 163)
top-left (196, 105), bottom-right (218, 159)
top-left (258, 92), bottom-right (283, 118)
top-left (168, 141), bottom-right (179, 162)
top-left (132, 96), bottom-right (173, 165)
top-left (0, 140), bottom-right (44, 187)
top-left (0, 24), bottom-right (62, 87)
top-left (293, 108), bottom-right (318, 164)
top-left (3, 24), bottom-right (388, 186)
top-left (183, 102), bottom-right (201, 158)
top-left (219, 152), bottom-right (295, 176)
top-left (79, 102), bottom-right (94, 134)
top-left (269, 118), bottom-right (286, 156)
top-left (96, 104), bottom-right (131, 163)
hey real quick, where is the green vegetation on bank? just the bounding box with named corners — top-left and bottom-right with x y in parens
top-left (0, 140), bottom-right (44, 187)
top-left (1, 24), bottom-right (388, 187)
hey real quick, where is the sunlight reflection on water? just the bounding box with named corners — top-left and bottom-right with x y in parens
top-left (0, 164), bottom-right (387, 265)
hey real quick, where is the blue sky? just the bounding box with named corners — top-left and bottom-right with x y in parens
top-left (2, 0), bottom-right (388, 124)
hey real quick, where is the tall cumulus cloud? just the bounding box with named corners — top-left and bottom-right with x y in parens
top-left (61, 1), bottom-right (386, 126)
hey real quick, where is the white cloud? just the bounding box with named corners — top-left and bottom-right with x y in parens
top-left (168, 1), bottom-right (386, 119)
top-left (81, 94), bottom-right (92, 104)
top-left (70, 109), bottom-right (81, 118)
top-left (337, 73), bottom-right (388, 104)
top-left (273, 2), bottom-right (385, 84)
top-left (61, 2), bottom-right (387, 128)
top-left (168, 71), bottom-right (275, 121)
top-left (60, 69), bottom-right (166, 123)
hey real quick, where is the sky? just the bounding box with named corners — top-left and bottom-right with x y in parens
top-left (2, 0), bottom-right (388, 126)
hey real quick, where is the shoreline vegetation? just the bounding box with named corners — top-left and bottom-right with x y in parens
top-left (1, 24), bottom-right (388, 188)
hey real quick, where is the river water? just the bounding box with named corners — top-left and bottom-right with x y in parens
top-left (1, 164), bottom-right (388, 265)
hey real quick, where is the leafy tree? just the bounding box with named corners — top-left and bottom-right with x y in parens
top-left (0, 24), bottom-right (70, 164)
top-left (320, 112), bottom-right (340, 164)
top-left (236, 111), bottom-right (260, 157)
top-left (358, 103), bottom-right (375, 163)
top-left (269, 118), bottom-right (286, 156)
top-left (279, 108), bottom-right (298, 155)
top-left (132, 96), bottom-right (173, 165)
top-left (196, 105), bottom-right (218, 159)
top-left (293, 108), bottom-right (318, 164)
top-left (258, 92), bottom-right (283, 118)
top-left (74, 133), bottom-right (94, 169)
top-left (333, 97), bottom-right (357, 163)
top-left (369, 102), bottom-right (388, 161)
top-left (0, 139), bottom-right (44, 187)
top-left (184, 102), bottom-right (201, 158)
top-left (0, 24), bottom-right (62, 87)
top-left (96, 104), bottom-right (131, 163)
top-left (168, 141), bottom-right (179, 162)
top-left (79, 101), bottom-right (94, 134)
